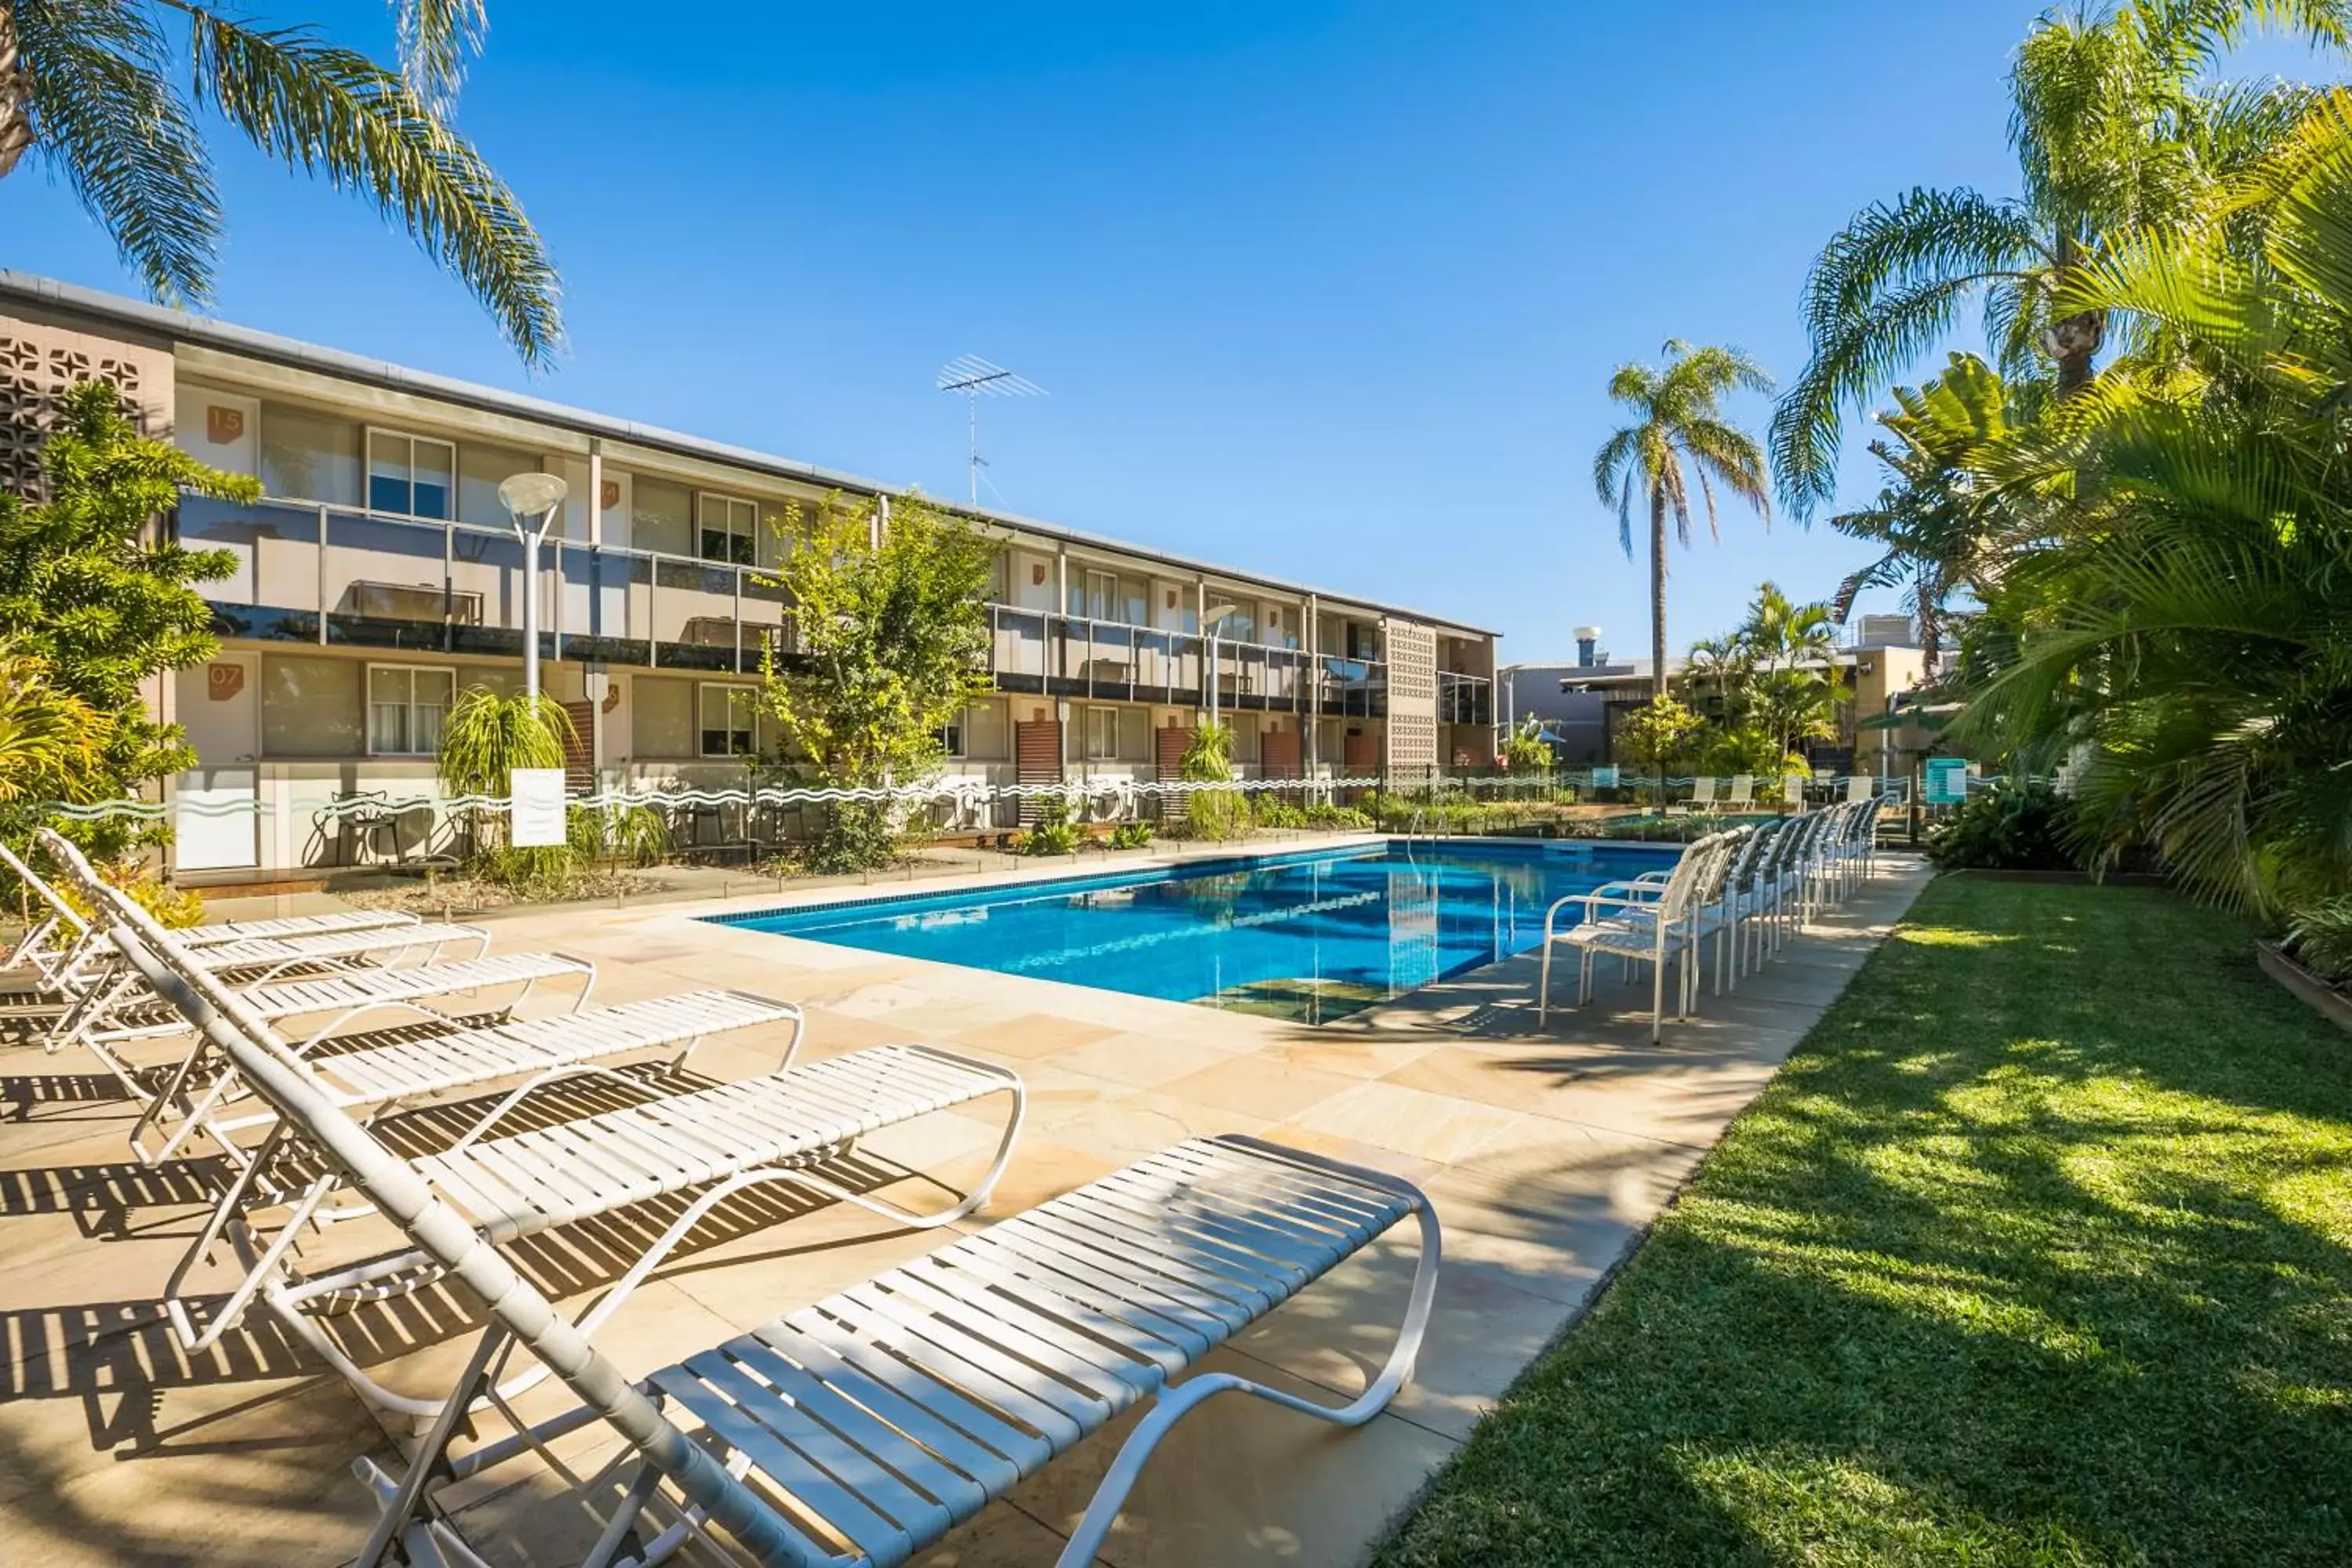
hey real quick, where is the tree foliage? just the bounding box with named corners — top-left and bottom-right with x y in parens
top-left (0, 379), bottom-right (245, 858)
top-left (0, 0), bottom-right (561, 366)
top-left (757, 492), bottom-right (994, 870)
top-left (1592, 339), bottom-right (1775, 696)
top-left (1770, 0), bottom-right (2349, 511)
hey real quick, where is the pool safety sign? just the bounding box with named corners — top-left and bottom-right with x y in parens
top-left (1923, 757), bottom-right (1969, 805)
top-left (510, 768), bottom-right (568, 847)
top-left (1588, 766), bottom-right (1618, 789)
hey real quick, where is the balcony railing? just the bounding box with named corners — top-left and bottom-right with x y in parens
top-left (174, 495), bottom-right (1389, 716)
top-left (177, 495), bottom-right (795, 673)
top-left (984, 605), bottom-right (1385, 716)
top-left (1439, 670), bottom-right (1494, 726)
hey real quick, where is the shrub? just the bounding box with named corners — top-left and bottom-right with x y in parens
top-left (1107, 821), bottom-right (1154, 850)
top-left (1181, 722), bottom-right (1247, 840)
top-left (2281, 897), bottom-right (2352, 986)
top-left (1926, 779), bottom-right (2076, 871)
top-left (1302, 803), bottom-right (1374, 830)
top-left (1016, 796), bottom-right (1083, 856)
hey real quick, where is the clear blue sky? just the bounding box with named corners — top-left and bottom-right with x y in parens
top-left (3, 2), bottom-right (2328, 662)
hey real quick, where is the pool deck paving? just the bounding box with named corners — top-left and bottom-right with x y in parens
top-left (0, 836), bottom-right (1932, 1566)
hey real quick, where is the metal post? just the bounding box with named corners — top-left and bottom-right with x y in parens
top-left (316, 504), bottom-right (329, 644)
top-left (521, 523), bottom-right (543, 701)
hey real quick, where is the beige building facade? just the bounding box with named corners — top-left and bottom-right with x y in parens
top-left (1, 273), bottom-right (1497, 880)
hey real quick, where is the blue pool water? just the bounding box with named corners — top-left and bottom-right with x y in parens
top-left (709, 840), bottom-right (1681, 1023)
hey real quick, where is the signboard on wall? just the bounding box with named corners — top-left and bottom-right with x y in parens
top-left (1922, 757), bottom-right (1969, 805)
top-left (1588, 765), bottom-right (1619, 789)
top-left (510, 768), bottom-right (568, 848)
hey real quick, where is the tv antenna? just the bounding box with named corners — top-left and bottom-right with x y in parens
top-left (937, 355), bottom-right (1046, 506)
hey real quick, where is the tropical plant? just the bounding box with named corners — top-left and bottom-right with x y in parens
top-left (1828, 352), bottom-right (2024, 663)
top-left (567, 800), bottom-right (667, 869)
top-left (0, 379), bottom-right (245, 862)
top-left (434, 683), bottom-right (571, 882)
top-left (756, 492), bottom-right (995, 873)
top-left (1016, 794), bottom-right (1081, 856)
top-left (1592, 340), bottom-right (1775, 695)
top-left (1770, 0), bottom-right (2348, 510)
top-left (1501, 717), bottom-right (1552, 776)
top-left (0, 0), bottom-right (562, 365)
top-left (1955, 87), bottom-right (2352, 913)
top-left (1106, 820), bottom-right (1153, 850)
top-left (0, 641), bottom-right (108, 805)
top-left (1178, 720), bottom-right (1247, 840)
top-left (1926, 779), bottom-right (2077, 872)
top-left (1612, 695), bottom-right (1705, 794)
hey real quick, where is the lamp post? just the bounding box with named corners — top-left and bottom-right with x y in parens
top-left (1203, 601), bottom-right (1240, 729)
top-left (497, 472), bottom-right (570, 704)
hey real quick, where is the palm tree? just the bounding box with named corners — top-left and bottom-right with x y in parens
top-left (1769, 0), bottom-right (2347, 511)
top-left (1959, 89), bottom-right (2352, 912)
top-left (1828, 352), bottom-right (2024, 667)
top-left (0, 1), bottom-right (561, 367)
top-left (1592, 340), bottom-right (1775, 699)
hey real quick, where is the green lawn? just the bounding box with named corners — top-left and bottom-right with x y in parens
top-left (1378, 879), bottom-right (2352, 1566)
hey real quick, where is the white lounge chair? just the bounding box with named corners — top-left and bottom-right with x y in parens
top-left (1781, 772), bottom-right (1807, 808)
top-left (1724, 774), bottom-right (1756, 810)
top-left (1846, 775), bottom-right (1877, 805)
top-left (1676, 775), bottom-right (1719, 814)
top-left (106, 921), bottom-right (1439, 1568)
top-left (1538, 829), bottom-right (1740, 1040)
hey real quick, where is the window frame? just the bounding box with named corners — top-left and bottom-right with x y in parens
top-left (696, 681), bottom-right (758, 758)
top-left (364, 426), bottom-right (458, 521)
top-left (365, 662), bottom-right (456, 757)
top-left (697, 491), bottom-right (758, 566)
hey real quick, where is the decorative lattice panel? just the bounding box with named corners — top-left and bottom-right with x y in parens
top-left (1385, 619), bottom-right (1437, 702)
top-left (1387, 710), bottom-right (1439, 774)
top-left (0, 321), bottom-right (165, 501)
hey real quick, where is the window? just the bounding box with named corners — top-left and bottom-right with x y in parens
top-left (368, 665), bottom-right (456, 754)
top-left (1071, 705), bottom-right (1145, 761)
top-left (699, 684), bottom-right (757, 757)
top-left (942, 713), bottom-right (964, 758)
top-left (260, 655), bottom-right (364, 757)
top-left (260, 405), bottom-right (361, 505)
top-left (699, 493), bottom-right (757, 564)
top-left (366, 430), bottom-right (456, 519)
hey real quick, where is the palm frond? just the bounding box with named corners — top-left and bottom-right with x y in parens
top-left (390, 0), bottom-right (487, 116)
top-left (170, 2), bottom-right (564, 368)
top-left (15, 0), bottom-right (220, 305)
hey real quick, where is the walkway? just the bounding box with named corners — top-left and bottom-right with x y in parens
top-left (0, 845), bottom-right (1931, 1566)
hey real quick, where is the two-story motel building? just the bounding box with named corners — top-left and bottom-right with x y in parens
top-left (0, 272), bottom-right (1498, 883)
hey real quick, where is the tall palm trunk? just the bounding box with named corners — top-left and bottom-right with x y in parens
top-left (1649, 483), bottom-right (1669, 700)
top-left (0, 3), bottom-right (31, 180)
top-left (2048, 230), bottom-right (2104, 397)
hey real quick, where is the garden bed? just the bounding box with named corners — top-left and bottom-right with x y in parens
top-left (1378, 879), bottom-right (2352, 1566)
top-left (2257, 941), bottom-right (2352, 1036)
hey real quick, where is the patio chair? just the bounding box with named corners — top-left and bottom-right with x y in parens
top-left (1675, 775), bottom-right (1719, 814)
top-left (1724, 774), bottom-right (1756, 810)
top-left (1537, 829), bottom-right (1740, 1040)
top-left (1845, 775), bottom-right (1877, 805)
top-left (1781, 772), bottom-right (1807, 809)
top-left (107, 920), bottom-right (1439, 1568)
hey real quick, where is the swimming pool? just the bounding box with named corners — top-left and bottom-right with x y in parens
top-left (709, 840), bottom-right (1682, 1023)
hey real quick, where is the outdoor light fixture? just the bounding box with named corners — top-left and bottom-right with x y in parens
top-left (1203, 601), bottom-right (1241, 728)
top-left (499, 471), bottom-right (569, 702)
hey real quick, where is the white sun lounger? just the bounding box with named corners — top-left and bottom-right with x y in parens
top-left (1675, 775), bottom-right (1719, 814)
top-left (94, 890), bottom-right (1028, 1425)
top-left (108, 909), bottom-right (1438, 1568)
top-left (1724, 774), bottom-right (1756, 809)
top-left (2, 837), bottom-right (421, 989)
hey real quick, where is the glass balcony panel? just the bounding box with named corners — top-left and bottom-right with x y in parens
top-left (326, 510), bottom-right (459, 651)
top-left (653, 554), bottom-right (742, 667)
